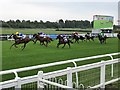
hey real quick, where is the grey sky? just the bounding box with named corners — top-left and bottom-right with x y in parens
top-left (0, 0), bottom-right (119, 24)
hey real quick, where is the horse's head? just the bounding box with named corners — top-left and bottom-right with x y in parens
top-left (11, 34), bottom-right (21, 40)
top-left (49, 37), bottom-right (53, 41)
top-left (56, 34), bottom-right (61, 40)
top-left (33, 34), bottom-right (38, 38)
top-left (46, 37), bottom-right (53, 42)
top-left (8, 33), bottom-right (14, 39)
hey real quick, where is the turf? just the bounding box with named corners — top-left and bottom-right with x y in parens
top-left (2, 38), bottom-right (119, 71)
top-left (1, 28), bottom-right (89, 34)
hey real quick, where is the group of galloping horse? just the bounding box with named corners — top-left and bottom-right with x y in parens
top-left (9, 33), bottom-right (53, 50)
top-left (9, 32), bottom-right (120, 50)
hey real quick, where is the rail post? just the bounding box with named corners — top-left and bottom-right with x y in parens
top-left (72, 61), bottom-right (78, 88)
top-left (15, 77), bottom-right (21, 90)
top-left (67, 67), bottom-right (73, 88)
top-left (37, 71), bottom-right (44, 89)
top-left (109, 55), bottom-right (114, 77)
top-left (100, 61), bottom-right (106, 90)
top-left (13, 71), bottom-right (21, 90)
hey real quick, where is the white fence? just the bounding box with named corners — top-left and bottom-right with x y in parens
top-left (0, 35), bottom-right (14, 41)
top-left (0, 52), bottom-right (120, 90)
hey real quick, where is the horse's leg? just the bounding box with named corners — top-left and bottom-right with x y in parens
top-left (75, 39), bottom-right (77, 43)
top-left (42, 41), bottom-right (47, 47)
top-left (86, 38), bottom-right (87, 42)
top-left (101, 40), bottom-right (103, 44)
top-left (67, 42), bottom-right (70, 48)
top-left (76, 39), bottom-right (79, 44)
top-left (40, 41), bottom-right (43, 45)
top-left (22, 43), bottom-right (27, 50)
top-left (82, 38), bottom-right (85, 42)
top-left (62, 43), bottom-right (66, 48)
top-left (34, 39), bottom-right (37, 44)
top-left (99, 40), bottom-right (102, 44)
top-left (14, 44), bottom-right (18, 48)
top-left (57, 43), bottom-right (60, 48)
top-left (88, 39), bottom-right (90, 42)
top-left (10, 43), bottom-right (16, 49)
top-left (104, 40), bottom-right (106, 44)
top-left (45, 41), bottom-right (48, 47)
top-left (74, 39), bottom-right (77, 43)
top-left (83, 39), bottom-right (86, 42)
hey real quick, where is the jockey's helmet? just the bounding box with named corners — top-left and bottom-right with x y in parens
top-left (40, 32), bottom-right (44, 34)
top-left (16, 32), bottom-right (19, 35)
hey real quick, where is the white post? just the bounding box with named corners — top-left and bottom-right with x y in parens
top-left (72, 61), bottom-right (79, 88)
top-left (15, 77), bottom-right (21, 90)
top-left (100, 61), bottom-right (105, 90)
top-left (67, 67), bottom-right (73, 88)
top-left (109, 55), bottom-right (114, 77)
top-left (37, 71), bottom-right (44, 89)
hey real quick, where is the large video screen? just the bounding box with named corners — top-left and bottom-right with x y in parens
top-left (93, 15), bottom-right (113, 29)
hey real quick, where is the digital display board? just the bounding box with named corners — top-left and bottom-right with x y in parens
top-left (93, 15), bottom-right (113, 29)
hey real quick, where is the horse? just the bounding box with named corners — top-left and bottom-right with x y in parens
top-left (9, 34), bottom-right (34, 50)
top-left (117, 32), bottom-right (120, 40)
top-left (85, 34), bottom-right (94, 42)
top-left (33, 34), bottom-right (53, 47)
top-left (97, 34), bottom-right (107, 44)
top-left (71, 34), bottom-right (85, 43)
top-left (56, 34), bottom-right (73, 48)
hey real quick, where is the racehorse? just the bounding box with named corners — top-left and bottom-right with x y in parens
top-left (56, 34), bottom-right (73, 48)
top-left (98, 34), bottom-right (107, 44)
top-left (33, 34), bottom-right (53, 47)
top-left (117, 32), bottom-right (120, 40)
top-left (9, 34), bottom-right (34, 50)
top-left (71, 34), bottom-right (85, 43)
top-left (85, 34), bottom-right (94, 42)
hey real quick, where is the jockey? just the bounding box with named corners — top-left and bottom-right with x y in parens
top-left (15, 32), bottom-right (19, 36)
top-left (75, 32), bottom-right (79, 37)
top-left (39, 32), bottom-right (47, 38)
top-left (15, 32), bottom-right (21, 38)
top-left (63, 35), bottom-right (68, 42)
top-left (19, 33), bottom-right (23, 37)
top-left (60, 34), bottom-right (63, 38)
top-left (99, 31), bottom-right (104, 37)
top-left (15, 32), bottom-right (25, 39)
top-left (39, 32), bottom-right (44, 35)
top-left (73, 32), bottom-right (78, 35)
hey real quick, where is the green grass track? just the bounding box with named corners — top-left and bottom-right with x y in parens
top-left (2, 38), bottom-right (119, 71)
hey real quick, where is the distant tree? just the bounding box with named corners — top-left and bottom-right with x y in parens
top-left (1, 19), bottom-right (92, 29)
top-left (91, 21), bottom-right (94, 28)
top-left (58, 19), bottom-right (64, 28)
top-left (16, 19), bottom-right (21, 23)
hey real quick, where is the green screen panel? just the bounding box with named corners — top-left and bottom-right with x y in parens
top-left (93, 15), bottom-right (113, 29)
top-left (94, 20), bottom-right (113, 29)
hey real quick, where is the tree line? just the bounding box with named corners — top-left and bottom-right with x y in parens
top-left (0, 19), bottom-right (93, 29)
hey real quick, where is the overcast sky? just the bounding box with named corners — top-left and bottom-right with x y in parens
top-left (0, 0), bottom-right (119, 25)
